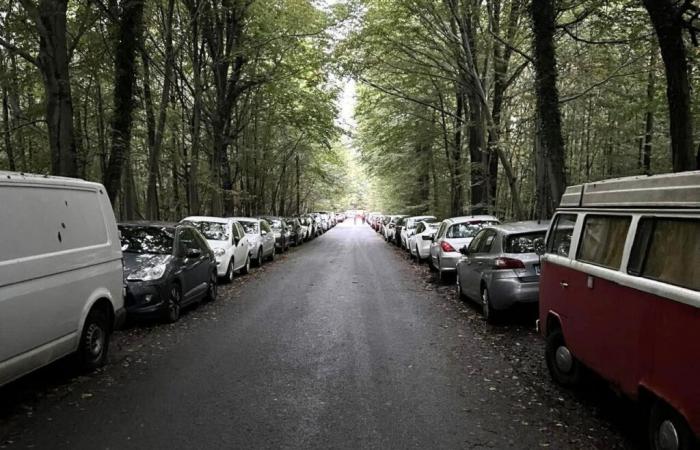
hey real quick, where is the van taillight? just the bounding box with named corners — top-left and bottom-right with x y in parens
top-left (440, 241), bottom-right (456, 252)
top-left (494, 257), bottom-right (525, 269)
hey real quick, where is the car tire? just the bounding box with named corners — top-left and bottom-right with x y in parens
top-left (78, 307), bottom-right (110, 371)
top-left (545, 327), bottom-right (586, 388)
top-left (164, 283), bottom-right (182, 323)
top-left (414, 245), bottom-right (421, 263)
top-left (649, 400), bottom-right (697, 450)
top-left (269, 246), bottom-right (276, 261)
top-left (205, 271), bottom-right (217, 302)
top-left (241, 254), bottom-right (251, 274)
top-left (481, 287), bottom-right (498, 323)
top-left (224, 259), bottom-right (235, 283)
top-left (255, 248), bottom-right (263, 267)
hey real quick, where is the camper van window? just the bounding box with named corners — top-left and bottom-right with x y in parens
top-left (577, 215), bottom-right (631, 270)
top-left (546, 214), bottom-right (577, 257)
top-left (630, 217), bottom-right (700, 292)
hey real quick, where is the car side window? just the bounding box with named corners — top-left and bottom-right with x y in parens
top-left (546, 214), bottom-right (577, 257)
top-left (469, 230), bottom-right (486, 253)
top-left (178, 229), bottom-right (197, 255)
top-left (192, 230), bottom-right (210, 253)
top-left (435, 223), bottom-right (446, 239)
top-left (416, 223), bottom-right (424, 234)
top-left (261, 221), bottom-right (271, 234)
top-left (477, 230), bottom-right (497, 253)
top-left (231, 223), bottom-right (241, 241)
top-left (576, 215), bottom-right (631, 270)
top-left (628, 217), bottom-right (700, 291)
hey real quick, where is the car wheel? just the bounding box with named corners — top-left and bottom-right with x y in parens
top-left (414, 245), bottom-right (421, 263)
top-left (255, 248), bottom-right (263, 267)
top-left (225, 259), bottom-right (235, 283)
top-left (241, 254), bottom-right (251, 274)
top-left (545, 327), bottom-right (586, 387)
top-left (205, 271), bottom-right (217, 302)
top-left (269, 246), bottom-right (276, 261)
top-left (649, 400), bottom-right (697, 450)
top-left (456, 278), bottom-right (466, 300)
top-left (78, 307), bottom-right (110, 371)
top-left (164, 283), bottom-right (182, 323)
top-left (481, 287), bottom-right (498, 323)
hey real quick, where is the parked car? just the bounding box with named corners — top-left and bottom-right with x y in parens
top-left (285, 217), bottom-right (304, 246)
top-left (401, 215), bottom-right (438, 249)
top-left (232, 217), bottom-right (276, 266)
top-left (456, 221), bottom-right (549, 322)
top-left (538, 172), bottom-right (700, 450)
top-left (408, 221), bottom-right (441, 261)
top-left (181, 216), bottom-right (251, 283)
top-left (384, 215), bottom-right (406, 242)
top-left (393, 217), bottom-right (407, 246)
top-left (120, 222), bottom-right (217, 323)
top-left (429, 216), bottom-right (500, 282)
top-left (259, 216), bottom-right (290, 252)
top-left (0, 172), bottom-right (124, 386)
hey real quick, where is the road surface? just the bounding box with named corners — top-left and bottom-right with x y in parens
top-left (0, 223), bottom-right (632, 449)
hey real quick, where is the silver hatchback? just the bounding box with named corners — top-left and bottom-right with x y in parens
top-left (455, 221), bottom-right (549, 322)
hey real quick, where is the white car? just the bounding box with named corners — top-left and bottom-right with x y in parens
top-left (232, 217), bottom-right (276, 267)
top-left (400, 215), bottom-right (437, 249)
top-left (408, 221), bottom-right (441, 261)
top-left (182, 216), bottom-right (251, 283)
top-left (429, 216), bottom-right (500, 282)
top-left (0, 172), bottom-right (124, 386)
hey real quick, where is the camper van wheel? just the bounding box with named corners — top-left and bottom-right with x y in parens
top-left (78, 307), bottom-right (110, 371)
top-left (649, 401), bottom-right (696, 450)
top-left (545, 328), bottom-right (585, 387)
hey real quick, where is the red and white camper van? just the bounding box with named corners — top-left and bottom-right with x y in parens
top-left (538, 171), bottom-right (700, 450)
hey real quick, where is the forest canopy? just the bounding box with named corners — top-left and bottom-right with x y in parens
top-left (1, 0), bottom-right (699, 220)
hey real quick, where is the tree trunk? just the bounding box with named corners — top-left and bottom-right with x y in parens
top-left (104, 0), bottom-right (144, 206)
top-left (642, 0), bottom-right (696, 171)
top-left (642, 50), bottom-right (657, 174)
top-left (29, 0), bottom-right (78, 177)
top-left (2, 89), bottom-right (16, 171)
top-left (296, 153), bottom-right (301, 214)
top-left (531, 0), bottom-right (566, 212)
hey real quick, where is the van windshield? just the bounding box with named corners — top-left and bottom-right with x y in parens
top-left (186, 221), bottom-right (230, 241)
top-left (505, 232), bottom-right (547, 254)
top-left (119, 226), bottom-right (174, 255)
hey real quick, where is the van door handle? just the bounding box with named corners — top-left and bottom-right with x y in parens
top-left (560, 282), bottom-right (569, 288)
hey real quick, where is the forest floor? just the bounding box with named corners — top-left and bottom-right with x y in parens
top-left (0, 223), bottom-right (639, 449)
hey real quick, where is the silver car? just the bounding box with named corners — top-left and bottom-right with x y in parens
top-left (400, 215), bottom-right (437, 249)
top-left (455, 221), bottom-right (549, 322)
top-left (429, 215), bottom-right (500, 282)
top-left (231, 217), bottom-right (276, 267)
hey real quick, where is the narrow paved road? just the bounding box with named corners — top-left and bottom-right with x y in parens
top-left (0, 223), bottom-right (631, 449)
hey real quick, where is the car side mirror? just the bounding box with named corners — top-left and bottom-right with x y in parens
top-left (460, 246), bottom-right (470, 256)
top-left (187, 248), bottom-right (202, 258)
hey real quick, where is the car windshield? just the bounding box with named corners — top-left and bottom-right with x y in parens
top-left (505, 232), bottom-right (547, 254)
top-left (187, 221), bottom-right (229, 241)
top-left (119, 226), bottom-right (174, 255)
top-left (239, 221), bottom-right (259, 234)
top-left (268, 220), bottom-right (283, 230)
top-left (448, 221), bottom-right (499, 238)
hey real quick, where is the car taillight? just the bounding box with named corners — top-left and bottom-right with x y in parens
top-left (494, 257), bottom-right (525, 269)
top-left (440, 241), bottom-right (456, 252)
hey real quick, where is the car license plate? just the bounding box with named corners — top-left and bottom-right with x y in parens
top-left (534, 264), bottom-right (541, 275)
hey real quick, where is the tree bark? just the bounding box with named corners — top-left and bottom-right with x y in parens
top-left (642, 0), bottom-right (696, 171)
top-left (642, 50), bottom-right (657, 174)
top-left (104, 0), bottom-right (145, 206)
top-left (2, 89), bottom-right (16, 171)
top-left (531, 0), bottom-right (566, 214)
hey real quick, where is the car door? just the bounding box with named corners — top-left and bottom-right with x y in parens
top-left (178, 228), bottom-right (208, 301)
top-left (232, 222), bottom-right (248, 270)
top-left (464, 229), bottom-right (498, 297)
top-left (261, 221), bottom-right (274, 255)
top-left (460, 230), bottom-right (487, 298)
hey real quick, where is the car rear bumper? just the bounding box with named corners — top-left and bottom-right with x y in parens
top-left (488, 277), bottom-right (540, 310)
top-left (439, 253), bottom-right (461, 271)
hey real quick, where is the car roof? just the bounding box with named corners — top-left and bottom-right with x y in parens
top-left (443, 215), bottom-right (499, 224)
top-left (230, 217), bottom-right (260, 223)
top-left (182, 216), bottom-right (231, 224)
top-left (488, 220), bottom-right (550, 234)
top-left (119, 221), bottom-right (179, 230)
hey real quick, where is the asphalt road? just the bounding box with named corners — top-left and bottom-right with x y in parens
top-left (0, 223), bottom-right (633, 449)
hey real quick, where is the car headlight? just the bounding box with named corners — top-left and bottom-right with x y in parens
top-left (213, 248), bottom-right (225, 257)
top-left (127, 264), bottom-right (167, 281)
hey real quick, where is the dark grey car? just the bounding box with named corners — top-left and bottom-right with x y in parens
top-left (120, 222), bottom-right (218, 323)
top-left (455, 221), bottom-right (549, 322)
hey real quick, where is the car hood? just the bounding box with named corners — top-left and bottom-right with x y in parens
top-left (122, 253), bottom-right (172, 278)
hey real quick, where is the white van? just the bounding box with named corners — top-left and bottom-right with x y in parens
top-left (0, 172), bottom-right (124, 386)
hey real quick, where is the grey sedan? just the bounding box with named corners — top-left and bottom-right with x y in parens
top-left (455, 221), bottom-right (549, 322)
